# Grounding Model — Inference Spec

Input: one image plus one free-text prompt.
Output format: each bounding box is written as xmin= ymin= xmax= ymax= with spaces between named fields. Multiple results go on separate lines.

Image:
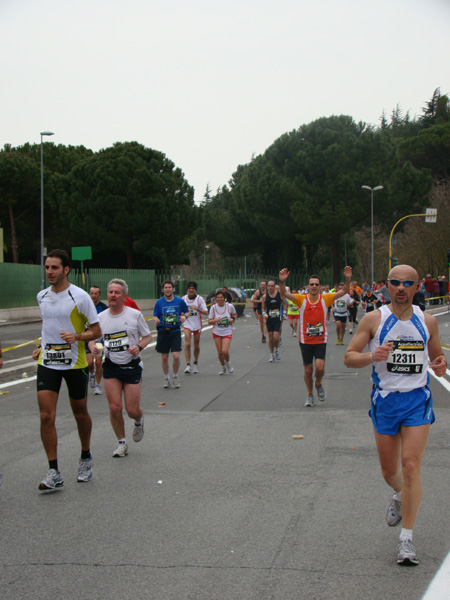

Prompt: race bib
xmin=218 ymin=317 xmax=229 ymax=328
xmin=336 ymin=301 xmax=346 ymax=309
xmin=43 ymin=343 xmax=72 ymax=366
xmin=163 ymin=313 xmax=178 ymax=325
xmin=387 ymin=340 xmax=424 ymax=374
xmin=307 ymin=322 xmax=324 ymax=337
xmin=268 ymin=309 xmax=280 ymax=318
xmin=104 ymin=331 xmax=130 ymax=352
xmin=188 ymin=306 xmax=198 ymax=317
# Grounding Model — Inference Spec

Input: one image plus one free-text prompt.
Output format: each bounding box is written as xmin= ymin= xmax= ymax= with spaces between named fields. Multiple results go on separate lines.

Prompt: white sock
xmin=118 ymin=438 xmax=126 ymax=444
xmin=400 ymin=528 xmax=413 ymax=541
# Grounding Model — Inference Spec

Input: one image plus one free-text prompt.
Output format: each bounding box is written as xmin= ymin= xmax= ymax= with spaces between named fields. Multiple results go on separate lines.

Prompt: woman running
xmin=208 ymin=289 xmax=237 ymax=374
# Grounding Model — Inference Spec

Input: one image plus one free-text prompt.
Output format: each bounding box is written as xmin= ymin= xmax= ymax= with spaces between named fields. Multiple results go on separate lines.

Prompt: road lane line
xmin=422 ymin=550 xmax=450 ymax=599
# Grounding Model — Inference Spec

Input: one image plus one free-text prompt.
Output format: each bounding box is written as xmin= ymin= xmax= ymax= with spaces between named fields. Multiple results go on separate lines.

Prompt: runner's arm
xmin=60 ymin=322 xmax=102 ymax=344
xmin=344 ymin=311 xmax=391 ymax=368
xmin=278 ymin=268 xmax=296 ymax=302
xmin=333 ymin=266 xmax=353 ymax=300
xmin=425 ymin=313 xmax=447 ymax=377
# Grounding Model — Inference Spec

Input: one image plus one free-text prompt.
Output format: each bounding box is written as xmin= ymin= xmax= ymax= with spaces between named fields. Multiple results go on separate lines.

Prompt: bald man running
xmin=344 ymin=264 xmax=447 ymax=566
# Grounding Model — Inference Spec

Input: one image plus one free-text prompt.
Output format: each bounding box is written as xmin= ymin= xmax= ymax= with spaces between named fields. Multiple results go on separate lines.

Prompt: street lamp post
xmin=203 ymin=245 xmax=209 ymax=277
xmin=361 ymin=185 xmax=383 ymax=287
xmin=40 ymin=131 xmax=54 ymax=289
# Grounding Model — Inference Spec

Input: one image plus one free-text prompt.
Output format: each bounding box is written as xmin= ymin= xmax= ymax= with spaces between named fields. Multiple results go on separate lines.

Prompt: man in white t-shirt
xmin=332 ymin=283 xmax=353 ymax=345
xmin=90 ymin=279 xmax=152 ymax=458
xmin=182 ymin=281 xmax=208 ymax=374
xmin=32 ymin=249 xmax=101 ymax=492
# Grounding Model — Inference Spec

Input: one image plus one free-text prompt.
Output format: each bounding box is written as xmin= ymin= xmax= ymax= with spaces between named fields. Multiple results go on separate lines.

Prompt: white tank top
xmin=369 ymin=305 xmax=429 ymax=393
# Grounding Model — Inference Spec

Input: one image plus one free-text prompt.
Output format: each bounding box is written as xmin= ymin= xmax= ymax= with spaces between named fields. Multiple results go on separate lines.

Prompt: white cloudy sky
xmin=1 ymin=0 xmax=449 ymax=202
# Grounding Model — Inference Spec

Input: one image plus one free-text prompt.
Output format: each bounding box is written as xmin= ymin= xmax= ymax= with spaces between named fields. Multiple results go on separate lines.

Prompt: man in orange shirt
xmin=279 ymin=266 xmax=352 ymax=407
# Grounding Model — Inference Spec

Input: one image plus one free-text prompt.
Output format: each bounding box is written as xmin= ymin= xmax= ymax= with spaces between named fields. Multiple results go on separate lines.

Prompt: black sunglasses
xmin=387 ymin=279 xmax=418 ymax=287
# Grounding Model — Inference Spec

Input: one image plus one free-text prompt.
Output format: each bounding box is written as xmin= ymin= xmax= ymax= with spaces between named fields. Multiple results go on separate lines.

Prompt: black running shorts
xmin=37 ymin=365 xmax=88 ymax=400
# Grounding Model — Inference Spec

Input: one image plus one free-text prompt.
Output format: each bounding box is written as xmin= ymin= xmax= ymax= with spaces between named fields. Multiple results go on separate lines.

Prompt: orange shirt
xmin=293 ymin=293 xmax=335 ymax=344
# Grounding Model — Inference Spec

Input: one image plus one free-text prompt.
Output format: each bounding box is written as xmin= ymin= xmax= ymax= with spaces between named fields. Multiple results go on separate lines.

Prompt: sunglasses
xmin=309 ymin=283 xmax=320 ymax=287
xmin=387 ymin=279 xmax=418 ymax=287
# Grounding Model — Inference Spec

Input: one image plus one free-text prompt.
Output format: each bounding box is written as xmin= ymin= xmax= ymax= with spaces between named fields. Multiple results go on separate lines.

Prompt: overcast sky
xmin=2 ymin=0 xmax=449 ymax=202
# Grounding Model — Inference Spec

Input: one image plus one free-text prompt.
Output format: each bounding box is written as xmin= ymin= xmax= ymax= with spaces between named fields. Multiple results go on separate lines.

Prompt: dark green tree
xmin=58 ymin=142 xmax=196 ymax=268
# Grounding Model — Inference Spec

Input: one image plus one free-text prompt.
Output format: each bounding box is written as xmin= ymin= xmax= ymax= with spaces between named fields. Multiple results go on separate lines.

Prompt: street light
xmin=203 ymin=245 xmax=209 ymax=277
xmin=40 ymin=131 xmax=54 ymax=289
xmin=361 ymin=185 xmax=383 ymax=287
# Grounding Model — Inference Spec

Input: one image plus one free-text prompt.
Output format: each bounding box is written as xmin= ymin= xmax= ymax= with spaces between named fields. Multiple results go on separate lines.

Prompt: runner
xmin=332 ymin=283 xmax=352 ymax=345
xmin=32 ymin=249 xmax=101 ymax=491
xmin=347 ymin=287 xmax=360 ymax=334
xmin=208 ymin=289 xmax=237 ymax=374
xmin=86 ymin=286 xmax=108 ymax=395
xmin=344 ymin=264 xmax=447 ymax=566
xmin=262 ymin=280 xmax=283 ymax=362
xmin=279 ymin=266 xmax=352 ymax=407
xmin=287 ymin=295 xmax=300 ymax=337
xmin=89 ymin=279 xmax=152 ymax=458
xmin=153 ymin=280 xmax=188 ymax=389
xmin=361 ymin=289 xmax=377 ymax=313
xmin=251 ymin=282 xmax=267 ymax=343
xmin=182 ymin=281 xmax=208 ymax=374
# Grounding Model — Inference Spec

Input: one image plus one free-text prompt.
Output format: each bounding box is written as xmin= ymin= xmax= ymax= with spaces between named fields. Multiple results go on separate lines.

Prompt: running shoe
xmin=39 ymin=468 xmax=64 ymax=491
xmin=184 ymin=364 xmax=191 ymax=374
xmin=262 ymin=335 xmax=266 ymax=343
xmin=163 ymin=378 xmax=172 ymax=389
xmin=275 ymin=348 xmax=281 ymax=361
xmin=113 ymin=442 xmax=128 ymax=457
xmin=172 ymin=376 xmax=180 ymax=389
xmin=336 ymin=339 xmax=340 ymax=345
xmin=89 ymin=372 xmax=96 ymax=389
xmin=279 ymin=337 xmax=282 ymax=346
xmin=226 ymin=362 xmax=234 ymax=374
xmin=304 ymin=394 xmax=314 ymax=407
xmin=316 ymin=384 xmax=326 ymax=402
xmin=219 ymin=365 xmax=227 ymax=375
xmin=193 ymin=364 xmax=199 ymax=374
xmin=94 ymin=384 xmax=102 ymax=395
xmin=397 ymin=539 xmax=419 ymax=566
xmin=269 ymin=354 xmax=274 ymax=363
xmin=386 ymin=496 xmax=402 ymax=527
xmin=77 ymin=455 xmax=93 ymax=482
xmin=132 ymin=417 xmax=144 ymax=442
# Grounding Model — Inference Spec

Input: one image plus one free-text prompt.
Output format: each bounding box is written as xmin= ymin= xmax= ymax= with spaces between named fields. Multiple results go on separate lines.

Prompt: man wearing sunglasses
xmin=344 ymin=264 xmax=447 ymax=567
xmin=279 ymin=266 xmax=353 ymax=407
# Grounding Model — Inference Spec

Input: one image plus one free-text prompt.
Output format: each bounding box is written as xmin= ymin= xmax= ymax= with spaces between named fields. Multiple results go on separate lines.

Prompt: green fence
xmin=0 ymin=263 xmax=310 ymax=309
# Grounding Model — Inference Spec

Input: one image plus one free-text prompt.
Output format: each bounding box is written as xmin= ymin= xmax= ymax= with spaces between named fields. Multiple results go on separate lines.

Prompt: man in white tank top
xmin=344 ymin=265 xmax=447 ymax=567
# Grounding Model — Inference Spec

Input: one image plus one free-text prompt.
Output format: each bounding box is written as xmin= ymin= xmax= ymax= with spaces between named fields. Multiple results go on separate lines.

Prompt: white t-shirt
xmin=37 ymin=284 xmax=99 ymax=370
xmin=209 ymin=302 xmax=236 ymax=337
xmin=98 ymin=306 xmax=150 ymax=365
xmin=333 ymin=293 xmax=352 ymax=317
xmin=182 ymin=294 xmax=207 ymax=332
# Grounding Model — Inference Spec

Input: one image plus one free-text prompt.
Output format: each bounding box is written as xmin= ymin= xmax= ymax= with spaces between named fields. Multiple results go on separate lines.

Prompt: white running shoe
xmin=77 ymin=455 xmax=93 ymax=482
xmin=275 ymin=348 xmax=281 ymax=361
xmin=226 ymin=362 xmax=234 ymax=374
xmin=39 ymin=468 xmax=64 ymax=491
xmin=397 ymin=538 xmax=418 ymax=566
xmin=219 ymin=365 xmax=227 ymax=375
xmin=172 ymin=376 xmax=180 ymax=389
xmin=193 ymin=364 xmax=199 ymax=374
xmin=386 ymin=496 xmax=402 ymax=527
xmin=304 ymin=394 xmax=314 ymax=407
xmin=132 ymin=417 xmax=144 ymax=443
xmin=89 ymin=372 xmax=96 ymax=389
xmin=163 ymin=378 xmax=172 ymax=389
xmin=184 ymin=364 xmax=191 ymax=374
xmin=94 ymin=384 xmax=102 ymax=395
xmin=112 ymin=442 xmax=128 ymax=457
xmin=269 ymin=354 xmax=274 ymax=363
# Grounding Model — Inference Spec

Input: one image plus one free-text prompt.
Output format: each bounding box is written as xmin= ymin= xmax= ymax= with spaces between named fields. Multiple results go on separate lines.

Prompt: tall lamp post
xmin=40 ymin=131 xmax=54 ymax=289
xmin=203 ymin=245 xmax=209 ymax=277
xmin=361 ymin=185 xmax=383 ymax=288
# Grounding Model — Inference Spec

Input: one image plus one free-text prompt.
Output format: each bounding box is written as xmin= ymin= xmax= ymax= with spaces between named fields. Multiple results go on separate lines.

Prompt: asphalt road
xmin=1 ymin=308 xmax=450 ymax=600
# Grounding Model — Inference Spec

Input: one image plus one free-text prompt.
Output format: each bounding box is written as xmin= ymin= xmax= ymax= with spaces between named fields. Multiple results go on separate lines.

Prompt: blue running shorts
xmin=369 ymin=386 xmax=435 ymax=435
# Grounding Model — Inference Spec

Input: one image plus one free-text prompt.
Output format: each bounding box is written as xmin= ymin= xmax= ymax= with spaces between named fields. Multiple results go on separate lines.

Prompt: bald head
xmin=387 ymin=264 xmax=419 ymax=282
